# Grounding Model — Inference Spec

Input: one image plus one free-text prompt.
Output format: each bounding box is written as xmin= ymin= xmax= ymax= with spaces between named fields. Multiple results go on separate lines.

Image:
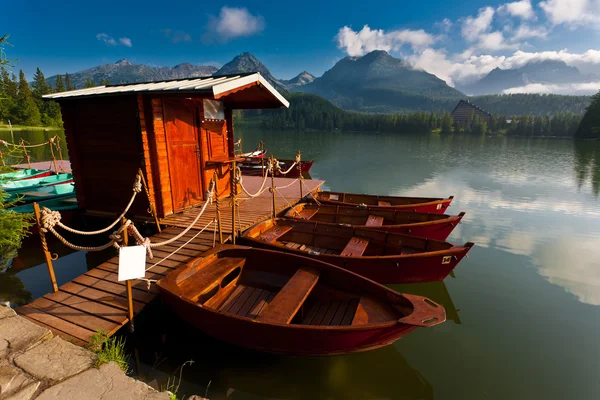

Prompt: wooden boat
xmin=285 ymin=203 xmax=465 ymax=240
xmin=239 ymin=159 xmax=314 ymax=178
xmin=156 ymin=246 xmax=446 ymax=356
xmin=8 ymin=182 xmax=75 ymax=203
xmin=241 ymin=218 xmax=474 ymax=284
xmin=10 ymin=194 xmax=78 ymax=213
xmin=240 ymin=148 xmax=267 ymax=159
xmin=313 ymin=191 xmax=454 ymax=213
xmin=0 ymin=168 xmax=53 ymax=181
xmin=2 ymin=173 xmax=73 ymax=192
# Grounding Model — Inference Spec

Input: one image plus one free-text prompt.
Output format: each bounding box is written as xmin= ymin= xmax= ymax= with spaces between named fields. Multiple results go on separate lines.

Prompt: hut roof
xmin=42 ymin=72 xmax=289 ymax=109
xmin=451 ymin=99 xmax=492 ymax=116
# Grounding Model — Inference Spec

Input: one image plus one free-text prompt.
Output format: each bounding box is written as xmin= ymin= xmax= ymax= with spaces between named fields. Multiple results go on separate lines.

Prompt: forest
xmin=238 ymin=93 xmax=584 ymax=137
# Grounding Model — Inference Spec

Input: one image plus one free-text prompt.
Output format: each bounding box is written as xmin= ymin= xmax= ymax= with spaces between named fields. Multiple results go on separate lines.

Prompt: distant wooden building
xmin=44 ymin=73 xmax=289 ymax=218
xmin=451 ymin=100 xmax=492 ymax=126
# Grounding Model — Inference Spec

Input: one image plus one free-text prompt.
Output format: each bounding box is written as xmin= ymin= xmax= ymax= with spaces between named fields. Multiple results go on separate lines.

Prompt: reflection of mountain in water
xmin=130 ymin=302 xmax=432 ymax=400
xmin=573 ymin=140 xmax=600 ymax=196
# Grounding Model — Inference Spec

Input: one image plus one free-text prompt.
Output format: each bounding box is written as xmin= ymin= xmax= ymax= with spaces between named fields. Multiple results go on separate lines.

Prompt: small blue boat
xmin=8 ymin=182 xmax=75 ymax=203
xmin=0 ymin=168 xmax=53 ymax=181
xmin=2 ymin=173 xmax=73 ymax=192
xmin=10 ymin=194 xmax=78 ymax=213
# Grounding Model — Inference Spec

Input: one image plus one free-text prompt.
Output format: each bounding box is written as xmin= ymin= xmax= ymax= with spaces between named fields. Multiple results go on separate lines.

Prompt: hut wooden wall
xmin=200 ymin=119 xmax=232 ymax=199
xmin=60 ymin=96 xmax=147 ymax=215
xmin=451 ymin=100 xmax=492 ymax=126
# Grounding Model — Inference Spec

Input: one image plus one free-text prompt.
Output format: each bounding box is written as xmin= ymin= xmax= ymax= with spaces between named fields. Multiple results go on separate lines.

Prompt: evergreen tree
xmin=65 ymin=72 xmax=74 ymax=91
xmin=575 ymin=91 xmax=600 ymax=139
xmin=15 ymin=69 xmax=41 ymax=125
xmin=85 ymin=77 xmax=95 ymax=88
xmin=32 ymin=68 xmax=62 ymax=127
xmin=55 ymin=74 xmax=65 ymax=92
xmin=440 ymin=112 xmax=453 ymax=134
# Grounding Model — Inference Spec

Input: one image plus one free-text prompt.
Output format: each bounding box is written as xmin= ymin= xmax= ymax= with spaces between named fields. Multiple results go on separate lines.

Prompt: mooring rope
xmin=0 ymin=138 xmax=54 ymax=149
xmin=41 ymin=175 xmax=142 ymax=236
xmin=236 ymin=165 xmax=272 ymax=198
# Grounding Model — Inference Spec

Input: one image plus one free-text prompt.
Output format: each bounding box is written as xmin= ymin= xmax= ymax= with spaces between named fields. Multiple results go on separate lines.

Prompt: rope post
xmin=270 ymin=155 xmax=276 ymax=218
xmin=260 ymin=141 xmax=265 ymax=177
xmin=20 ymin=138 xmax=31 ymax=169
xmin=122 ymin=218 xmax=135 ymax=333
xmin=48 ymin=137 xmax=58 ymax=174
xmin=138 ymin=168 xmax=162 ymax=233
xmin=231 ymin=160 xmax=237 ymax=244
xmin=297 ymin=150 xmax=303 ymax=198
xmin=0 ymin=150 xmax=4 ymax=167
xmin=213 ymin=172 xmax=224 ymax=244
xmin=33 ymin=202 xmax=58 ymax=292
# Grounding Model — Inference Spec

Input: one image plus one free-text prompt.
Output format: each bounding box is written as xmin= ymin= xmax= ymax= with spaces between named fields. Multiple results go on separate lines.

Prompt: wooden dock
xmin=15 ymin=176 xmax=324 ymax=346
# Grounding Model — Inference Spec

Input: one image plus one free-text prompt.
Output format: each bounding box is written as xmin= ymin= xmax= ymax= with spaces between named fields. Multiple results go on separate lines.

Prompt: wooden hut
xmin=451 ymin=100 xmax=492 ymax=126
xmin=44 ymin=73 xmax=289 ymax=218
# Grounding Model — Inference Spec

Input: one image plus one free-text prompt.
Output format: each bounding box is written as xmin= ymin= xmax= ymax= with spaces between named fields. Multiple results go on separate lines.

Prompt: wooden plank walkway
xmin=160 ymin=176 xmax=325 ymax=233
xmin=15 ymin=228 xmax=215 ymax=346
xmin=15 ymin=175 xmax=324 ymax=346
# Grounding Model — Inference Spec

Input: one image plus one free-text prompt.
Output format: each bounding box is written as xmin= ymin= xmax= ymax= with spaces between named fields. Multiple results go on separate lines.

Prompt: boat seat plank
xmin=378 ymin=201 xmax=391 ymax=206
xmin=256 ymin=225 xmax=293 ymax=243
xmin=366 ymin=215 xmax=384 ymax=227
xmin=297 ymin=208 xmax=319 ymax=220
xmin=180 ymin=257 xmax=245 ymax=298
xmin=257 ymin=268 xmax=320 ymax=324
xmin=341 ymin=237 xmax=369 ymax=257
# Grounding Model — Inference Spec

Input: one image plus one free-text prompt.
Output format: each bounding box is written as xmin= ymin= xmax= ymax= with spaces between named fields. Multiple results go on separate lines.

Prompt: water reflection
xmin=0 ymin=129 xmax=68 ymax=166
xmin=573 ymin=140 xmax=600 ymax=196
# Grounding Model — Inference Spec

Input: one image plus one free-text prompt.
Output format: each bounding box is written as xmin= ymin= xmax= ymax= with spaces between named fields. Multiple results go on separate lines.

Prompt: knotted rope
xmin=43 ymin=175 xmax=142 ymax=236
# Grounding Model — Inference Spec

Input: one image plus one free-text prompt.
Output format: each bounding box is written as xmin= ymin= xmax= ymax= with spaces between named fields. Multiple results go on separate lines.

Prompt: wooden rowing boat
xmin=2 ymin=173 xmax=73 ymax=192
xmin=239 ymin=159 xmax=314 ymax=178
xmin=156 ymin=246 xmax=446 ymax=356
xmin=285 ymin=203 xmax=465 ymax=240
xmin=0 ymin=168 xmax=53 ymax=181
xmin=313 ymin=191 xmax=454 ymax=213
xmin=241 ymin=218 xmax=474 ymax=284
xmin=8 ymin=182 xmax=75 ymax=203
xmin=10 ymin=194 xmax=78 ymax=213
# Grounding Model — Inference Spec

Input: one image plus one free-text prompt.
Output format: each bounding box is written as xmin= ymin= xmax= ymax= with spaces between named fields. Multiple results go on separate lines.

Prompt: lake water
xmin=2 ymin=129 xmax=600 ymax=399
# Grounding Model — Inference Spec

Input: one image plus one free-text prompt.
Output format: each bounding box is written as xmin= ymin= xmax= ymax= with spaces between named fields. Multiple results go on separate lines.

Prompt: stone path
xmin=0 ymin=306 xmax=169 ymax=400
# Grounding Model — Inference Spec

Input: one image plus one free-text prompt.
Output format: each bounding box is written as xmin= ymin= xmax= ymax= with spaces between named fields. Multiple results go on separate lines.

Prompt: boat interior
xmin=244 ymin=219 xmax=454 ymax=257
xmin=161 ymin=248 xmax=421 ymax=327
xmin=315 ymin=191 xmax=448 ymax=206
xmin=288 ymin=203 xmax=461 ymax=226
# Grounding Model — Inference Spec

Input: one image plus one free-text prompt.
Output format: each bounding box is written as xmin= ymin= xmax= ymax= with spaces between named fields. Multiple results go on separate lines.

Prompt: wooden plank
xmin=246 ymin=290 xmax=271 ymax=319
xmin=341 ymin=298 xmax=360 ymax=326
xmin=256 ymin=225 xmax=292 ymax=243
xmin=297 ymin=208 xmax=319 ymax=220
xmin=365 ymin=215 xmax=384 ymax=227
xmin=320 ymin=301 xmax=341 ymax=326
xmin=219 ymin=285 xmax=245 ymax=312
xmin=310 ymin=302 xmax=330 ymax=326
xmin=330 ymin=300 xmax=350 ymax=326
xmin=341 ymin=237 xmax=369 ymax=257
xmin=73 ymin=275 xmax=155 ymax=304
xmin=301 ymin=301 xmax=321 ymax=325
xmin=377 ymin=201 xmax=391 ymax=206
xmin=19 ymin=313 xmax=86 ymax=347
xmin=225 ymin=286 xmax=254 ymax=315
xmin=237 ymin=288 xmax=264 ymax=317
xmin=43 ymin=291 xmax=128 ymax=325
xmin=85 ymin=269 xmax=160 ymax=295
xmin=60 ymin=281 xmax=144 ymax=312
xmin=258 ymin=268 xmax=320 ymax=325
xmin=17 ymin=305 xmax=94 ymax=344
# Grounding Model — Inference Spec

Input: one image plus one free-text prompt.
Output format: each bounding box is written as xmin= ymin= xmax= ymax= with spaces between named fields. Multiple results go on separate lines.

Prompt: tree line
xmin=0 ymin=65 xmax=106 ymax=128
xmin=238 ymin=93 xmax=583 ymax=137
xmin=575 ymin=91 xmax=600 ymax=139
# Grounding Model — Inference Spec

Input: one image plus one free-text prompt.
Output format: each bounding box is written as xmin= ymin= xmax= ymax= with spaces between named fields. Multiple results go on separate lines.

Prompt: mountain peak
xmin=215 ymin=52 xmax=286 ymax=91
xmin=115 ymin=59 xmax=133 ymax=66
xmin=281 ymin=71 xmax=316 ymax=88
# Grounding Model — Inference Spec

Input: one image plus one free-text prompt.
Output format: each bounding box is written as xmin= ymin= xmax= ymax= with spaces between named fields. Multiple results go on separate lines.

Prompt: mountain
xmin=294 ymin=50 xmax=464 ymax=113
xmin=281 ymin=71 xmax=315 ymax=88
xmin=215 ymin=52 xmax=287 ymax=92
xmin=46 ymin=59 xmax=217 ymax=88
xmin=459 ymin=60 xmax=589 ymax=95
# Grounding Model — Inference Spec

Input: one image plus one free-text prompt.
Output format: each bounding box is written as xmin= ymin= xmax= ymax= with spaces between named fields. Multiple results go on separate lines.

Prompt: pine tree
xmin=440 ymin=112 xmax=453 ymax=134
xmin=15 ymin=69 xmax=41 ymax=125
xmin=32 ymin=68 xmax=62 ymax=127
xmin=65 ymin=72 xmax=74 ymax=91
xmin=85 ymin=77 xmax=95 ymax=88
xmin=575 ymin=91 xmax=600 ymax=139
xmin=55 ymin=75 xmax=65 ymax=92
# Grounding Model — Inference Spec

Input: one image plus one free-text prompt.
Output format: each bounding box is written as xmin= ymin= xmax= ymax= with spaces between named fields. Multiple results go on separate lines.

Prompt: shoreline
xmin=0 ymin=125 xmax=63 ymax=132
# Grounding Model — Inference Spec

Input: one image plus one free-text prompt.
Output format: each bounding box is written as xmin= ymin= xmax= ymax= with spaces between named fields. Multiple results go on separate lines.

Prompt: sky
xmin=4 ymin=0 xmax=600 ymax=94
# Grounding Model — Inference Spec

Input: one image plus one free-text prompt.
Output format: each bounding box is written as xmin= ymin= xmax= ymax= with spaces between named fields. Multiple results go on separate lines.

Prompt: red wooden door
xmin=163 ymin=101 xmax=204 ymax=212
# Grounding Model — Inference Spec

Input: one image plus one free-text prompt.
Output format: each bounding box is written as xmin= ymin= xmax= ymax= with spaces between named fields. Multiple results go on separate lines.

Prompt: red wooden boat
xmin=240 ymin=148 xmax=267 ymax=159
xmin=241 ymin=218 xmax=474 ymax=284
xmin=239 ymin=159 xmax=314 ymax=178
xmin=285 ymin=203 xmax=465 ymax=240
xmin=313 ymin=191 xmax=454 ymax=213
xmin=156 ymin=246 xmax=446 ymax=356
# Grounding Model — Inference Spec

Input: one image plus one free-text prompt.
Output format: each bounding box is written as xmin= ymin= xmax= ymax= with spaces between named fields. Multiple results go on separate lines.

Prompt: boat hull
xmin=315 ymin=192 xmax=454 ymax=214
xmin=159 ymin=289 xmax=418 ymax=356
xmin=240 ymin=160 xmax=314 ymax=178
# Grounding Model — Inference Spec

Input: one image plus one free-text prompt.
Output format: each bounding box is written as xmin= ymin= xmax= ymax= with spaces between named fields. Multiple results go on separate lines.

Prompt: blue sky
xmin=4 ymin=0 xmax=600 ymax=93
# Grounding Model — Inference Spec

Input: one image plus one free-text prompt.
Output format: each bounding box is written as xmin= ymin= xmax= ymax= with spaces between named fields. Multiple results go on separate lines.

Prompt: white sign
xmin=118 ymin=245 xmax=147 ymax=281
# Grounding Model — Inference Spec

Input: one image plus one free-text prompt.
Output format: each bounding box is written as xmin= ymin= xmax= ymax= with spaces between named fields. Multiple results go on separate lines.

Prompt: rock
xmin=0 ymin=362 xmax=40 ymax=400
xmin=14 ymin=336 xmax=95 ymax=383
xmin=35 ymin=362 xmax=171 ymax=400
xmin=0 ymin=316 xmax=52 ymax=359
xmin=0 ymin=307 xmax=15 ymax=320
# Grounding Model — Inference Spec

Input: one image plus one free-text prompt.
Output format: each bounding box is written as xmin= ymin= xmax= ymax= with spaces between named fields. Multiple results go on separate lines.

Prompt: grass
xmin=161 ymin=360 xmax=197 ymax=400
xmin=87 ymin=331 xmax=129 ymax=373
xmin=0 ymin=124 xmax=61 ymax=131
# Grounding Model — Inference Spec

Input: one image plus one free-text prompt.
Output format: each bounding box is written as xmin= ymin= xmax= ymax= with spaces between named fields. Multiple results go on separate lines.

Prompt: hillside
xmin=215 ymin=52 xmax=287 ymax=92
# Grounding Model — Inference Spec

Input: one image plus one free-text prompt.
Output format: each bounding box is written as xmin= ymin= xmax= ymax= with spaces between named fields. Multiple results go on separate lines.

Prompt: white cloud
xmin=511 ymin=25 xmax=549 ymax=40
xmin=161 ymin=29 xmax=192 ymax=43
xmin=498 ymin=0 xmax=536 ymax=20
xmin=96 ymin=33 xmax=116 ymax=46
xmin=539 ymin=0 xmax=600 ymax=26
xmin=336 ymin=25 xmax=436 ymax=57
xmin=503 ymin=81 xmax=600 ymax=94
xmin=435 ymin=18 xmax=453 ymax=33
xmin=119 ymin=37 xmax=132 ymax=47
xmin=462 ymin=7 xmax=495 ymax=41
xmin=206 ymin=7 xmax=264 ymax=41
xmin=479 ymin=31 xmax=518 ymax=51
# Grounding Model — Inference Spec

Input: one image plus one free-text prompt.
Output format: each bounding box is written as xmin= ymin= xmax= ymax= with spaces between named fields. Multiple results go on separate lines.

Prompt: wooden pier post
xmin=297 ymin=150 xmax=303 ymax=199
xmin=231 ymin=160 xmax=237 ymax=244
xmin=138 ymin=168 xmax=161 ymax=233
xmin=213 ymin=172 xmax=223 ymax=244
xmin=260 ymin=141 xmax=265 ymax=177
xmin=122 ymin=218 xmax=135 ymax=333
xmin=33 ymin=202 xmax=58 ymax=293
xmin=270 ymin=155 xmax=276 ymax=218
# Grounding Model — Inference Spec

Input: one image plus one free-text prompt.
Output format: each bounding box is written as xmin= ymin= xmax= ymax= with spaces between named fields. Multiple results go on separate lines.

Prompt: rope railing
xmin=236 ymin=164 xmax=272 ymax=198
xmin=0 ymin=137 xmax=54 ymax=149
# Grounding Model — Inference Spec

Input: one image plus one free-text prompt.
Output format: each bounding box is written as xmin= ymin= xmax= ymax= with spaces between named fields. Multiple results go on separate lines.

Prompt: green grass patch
xmin=0 ymin=124 xmax=60 ymax=131
xmin=162 ymin=360 xmax=198 ymax=400
xmin=87 ymin=331 xmax=129 ymax=373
